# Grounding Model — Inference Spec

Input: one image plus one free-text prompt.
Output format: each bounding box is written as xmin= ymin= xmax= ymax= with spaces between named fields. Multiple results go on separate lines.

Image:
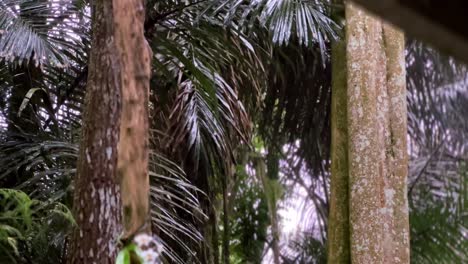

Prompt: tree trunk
xmin=222 ymin=175 xmax=230 ymax=264
xmin=260 ymin=154 xmax=280 ymax=264
xmin=113 ymin=0 xmax=152 ymax=239
xmin=67 ymin=0 xmax=122 ymax=263
xmin=328 ymin=3 xmax=410 ymax=263
xmin=327 ymin=40 xmax=351 ymax=264
xmin=345 ymin=2 xmax=410 ymax=263
xmin=381 ymin=23 xmax=410 ymax=263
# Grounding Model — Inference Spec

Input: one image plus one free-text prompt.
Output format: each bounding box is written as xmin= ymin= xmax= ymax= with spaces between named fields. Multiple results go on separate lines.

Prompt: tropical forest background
xmin=0 ymin=0 xmax=466 ymax=263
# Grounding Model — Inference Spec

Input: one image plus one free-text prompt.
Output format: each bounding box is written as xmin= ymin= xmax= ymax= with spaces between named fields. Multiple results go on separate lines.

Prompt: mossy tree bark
xmin=327 ymin=40 xmax=351 ymax=264
xmin=328 ymin=2 xmax=410 ymax=263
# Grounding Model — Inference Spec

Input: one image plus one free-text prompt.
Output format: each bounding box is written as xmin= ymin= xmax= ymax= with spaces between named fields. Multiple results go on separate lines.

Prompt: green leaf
xmin=116 ymin=248 xmax=131 ymax=264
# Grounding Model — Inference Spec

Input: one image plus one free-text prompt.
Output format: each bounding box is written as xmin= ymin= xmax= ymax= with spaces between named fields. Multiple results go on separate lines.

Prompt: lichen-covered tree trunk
xmin=328 ymin=2 xmax=410 ymax=263
xmin=381 ymin=23 xmax=410 ymax=263
xmin=327 ymin=40 xmax=350 ymax=264
xmin=346 ymin=4 xmax=386 ymax=262
xmin=113 ymin=0 xmax=152 ymax=239
xmin=345 ymin=2 xmax=410 ymax=263
xmin=67 ymin=1 xmax=122 ymax=263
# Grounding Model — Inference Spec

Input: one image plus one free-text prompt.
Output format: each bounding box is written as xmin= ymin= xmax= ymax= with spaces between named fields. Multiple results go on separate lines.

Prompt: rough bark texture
xmin=344 ymin=3 xmax=410 ymax=263
xmin=327 ymin=40 xmax=351 ymax=264
xmin=67 ymin=1 xmax=122 ymax=263
xmin=381 ymin=23 xmax=410 ymax=263
xmin=346 ymin=5 xmax=385 ymax=262
xmin=113 ymin=0 xmax=152 ymax=238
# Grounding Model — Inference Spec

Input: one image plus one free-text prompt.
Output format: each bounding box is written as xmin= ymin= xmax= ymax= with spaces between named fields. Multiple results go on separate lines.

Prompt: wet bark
xmin=345 ymin=3 xmax=410 ymax=263
xmin=113 ymin=0 xmax=152 ymax=239
xmin=67 ymin=0 xmax=122 ymax=263
xmin=327 ymin=40 xmax=351 ymax=264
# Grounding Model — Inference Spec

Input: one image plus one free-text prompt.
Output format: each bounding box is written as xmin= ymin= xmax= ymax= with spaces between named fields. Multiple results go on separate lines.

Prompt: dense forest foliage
xmin=0 ymin=0 xmax=466 ymax=263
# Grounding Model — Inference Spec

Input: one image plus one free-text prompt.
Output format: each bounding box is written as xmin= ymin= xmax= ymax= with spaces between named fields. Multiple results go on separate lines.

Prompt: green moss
xmin=327 ymin=40 xmax=351 ymax=264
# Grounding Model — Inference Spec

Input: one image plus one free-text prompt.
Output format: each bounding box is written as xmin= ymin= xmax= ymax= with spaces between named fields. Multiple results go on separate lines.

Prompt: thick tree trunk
xmin=113 ymin=0 xmax=152 ymax=239
xmin=345 ymin=2 xmax=410 ymax=263
xmin=328 ymin=3 xmax=410 ymax=263
xmin=327 ymin=40 xmax=351 ymax=264
xmin=67 ymin=0 xmax=122 ymax=263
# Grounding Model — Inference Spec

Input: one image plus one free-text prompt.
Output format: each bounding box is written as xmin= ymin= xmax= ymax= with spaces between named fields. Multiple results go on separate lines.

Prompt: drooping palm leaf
xmin=0 ymin=0 xmax=88 ymax=66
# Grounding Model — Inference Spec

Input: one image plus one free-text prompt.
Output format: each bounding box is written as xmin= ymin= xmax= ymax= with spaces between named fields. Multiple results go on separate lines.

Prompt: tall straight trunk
xmin=328 ymin=2 xmax=410 ymax=263
xmin=269 ymin=201 xmax=281 ymax=264
xmin=222 ymin=176 xmax=230 ymax=264
xmin=381 ymin=23 xmax=410 ymax=263
xmin=67 ymin=0 xmax=122 ymax=263
xmin=346 ymin=5 xmax=386 ymax=262
xmin=266 ymin=154 xmax=280 ymax=264
xmin=113 ymin=0 xmax=152 ymax=239
xmin=327 ymin=40 xmax=350 ymax=264
xmin=345 ymin=2 xmax=410 ymax=263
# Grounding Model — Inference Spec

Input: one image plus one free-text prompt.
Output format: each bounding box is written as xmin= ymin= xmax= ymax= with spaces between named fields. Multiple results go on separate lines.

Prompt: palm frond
xmin=406 ymin=40 xmax=468 ymax=263
xmin=202 ymin=0 xmax=339 ymax=60
xmin=0 ymin=132 xmax=207 ymax=263
xmin=410 ymin=196 xmax=467 ymax=263
xmin=0 ymin=188 xmax=75 ymax=264
xmin=0 ymin=0 xmax=88 ymax=66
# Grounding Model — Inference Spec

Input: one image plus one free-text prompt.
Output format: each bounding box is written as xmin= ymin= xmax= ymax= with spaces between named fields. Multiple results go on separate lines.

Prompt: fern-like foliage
xmin=0 ymin=188 xmax=75 ymax=264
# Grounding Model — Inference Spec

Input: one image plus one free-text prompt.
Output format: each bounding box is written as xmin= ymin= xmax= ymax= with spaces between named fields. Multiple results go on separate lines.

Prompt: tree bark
xmin=346 ymin=4 xmax=386 ymax=262
xmin=381 ymin=23 xmax=410 ymax=263
xmin=327 ymin=40 xmax=351 ymax=264
xmin=222 ymin=176 xmax=230 ymax=264
xmin=345 ymin=2 xmax=410 ymax=263
xmin=259 ymin=155 xmax=280 ymax=264
xmin=67 ymin=0 xmax=122 ymax=263
xmin=113 ymin=0 xmax=152 ymax=239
